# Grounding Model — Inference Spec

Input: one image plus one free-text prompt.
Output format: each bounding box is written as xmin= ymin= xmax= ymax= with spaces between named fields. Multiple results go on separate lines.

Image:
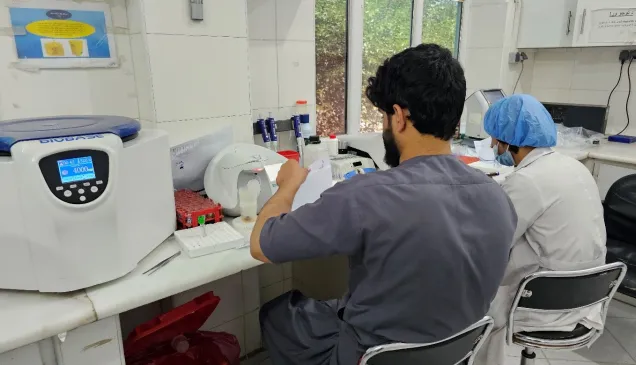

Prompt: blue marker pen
xmin=257 ymin=117 xmax=271 ymax=150
xmin=267 ymin=113 xmax=278 ymax=152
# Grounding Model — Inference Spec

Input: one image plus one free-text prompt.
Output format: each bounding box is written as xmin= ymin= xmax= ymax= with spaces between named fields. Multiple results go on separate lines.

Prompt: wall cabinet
xmin=517 ymin=0 xmax=636 ymax=49
xmin=517 ymin=0 xmax=579 ymax=49
xmin=573 ymin=0 xmax=636 ymax=47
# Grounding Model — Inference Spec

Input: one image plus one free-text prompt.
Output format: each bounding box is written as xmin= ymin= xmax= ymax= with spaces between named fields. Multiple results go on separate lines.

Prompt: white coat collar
xmin=515 ymin=147 xmax=554 ymax=171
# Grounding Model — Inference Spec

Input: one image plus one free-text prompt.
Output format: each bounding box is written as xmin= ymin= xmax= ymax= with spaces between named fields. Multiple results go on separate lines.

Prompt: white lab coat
xmin=476 ymin=148 xmax=607 ymax=365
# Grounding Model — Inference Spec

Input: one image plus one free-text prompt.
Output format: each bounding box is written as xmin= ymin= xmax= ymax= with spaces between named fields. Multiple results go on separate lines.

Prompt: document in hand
xmin=292 ymin=159 xmax=333 ymax=211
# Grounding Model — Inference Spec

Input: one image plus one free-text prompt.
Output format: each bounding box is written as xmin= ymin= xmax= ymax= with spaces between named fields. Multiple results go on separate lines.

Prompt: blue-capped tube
xmin=257 ymin=117 xmax=271 ymax=150
xmin=267 ymin=113 xmax=278 ymax=152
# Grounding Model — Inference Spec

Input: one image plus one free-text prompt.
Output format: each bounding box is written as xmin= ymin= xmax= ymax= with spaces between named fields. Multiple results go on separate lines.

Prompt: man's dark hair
xmin=365 ymin=44 xmax=466 ymax=141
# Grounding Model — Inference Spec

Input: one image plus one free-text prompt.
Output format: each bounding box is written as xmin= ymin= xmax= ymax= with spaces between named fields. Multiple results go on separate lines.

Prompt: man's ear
xmin=392 ymin=104 xmax=407 ymax=133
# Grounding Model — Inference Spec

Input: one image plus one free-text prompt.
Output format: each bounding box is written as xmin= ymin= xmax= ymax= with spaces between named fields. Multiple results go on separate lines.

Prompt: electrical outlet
xmin=508 ymin=52 xmax=525 ymax=64
xmin=619 ymin=50 xmax=631 ymax=62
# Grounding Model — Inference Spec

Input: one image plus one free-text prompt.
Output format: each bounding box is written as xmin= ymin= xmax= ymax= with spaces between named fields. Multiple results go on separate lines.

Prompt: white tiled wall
xmin=529 ymin=48 xmax=636 ymax=135
xmin=0 ymin=0 xmax=138 ymax=121
xmin=247 ymin=0 xmax=317 ymax=145
xmin=126 ymin=0 xmax=254 ymax=145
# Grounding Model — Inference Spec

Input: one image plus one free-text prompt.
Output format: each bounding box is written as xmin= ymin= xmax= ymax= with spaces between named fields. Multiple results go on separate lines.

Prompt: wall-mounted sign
xmin=9 ymin=0 xmax=118 ymax=69
xmin=590 ymin=7 xmax=636 ymax=44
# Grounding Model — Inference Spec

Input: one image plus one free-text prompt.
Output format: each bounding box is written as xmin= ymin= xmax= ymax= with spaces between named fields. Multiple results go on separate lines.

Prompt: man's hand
xmin=276 ymin=160 xmax=309 ymax=191
xmin=250 ymin=159 xmax=308 ymax=263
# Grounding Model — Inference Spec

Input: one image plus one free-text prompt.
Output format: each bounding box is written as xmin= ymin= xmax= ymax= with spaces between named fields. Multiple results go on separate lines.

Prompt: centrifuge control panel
xmin=39 ymin=149 xmax=109 ymax=205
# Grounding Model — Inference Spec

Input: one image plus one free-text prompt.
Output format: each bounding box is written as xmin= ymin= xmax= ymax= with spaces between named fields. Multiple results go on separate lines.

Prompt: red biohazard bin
xmin=278 ymin=150 xmax=300 ymax=162
xmin=124 ymin=292 xmax=241 ymax=365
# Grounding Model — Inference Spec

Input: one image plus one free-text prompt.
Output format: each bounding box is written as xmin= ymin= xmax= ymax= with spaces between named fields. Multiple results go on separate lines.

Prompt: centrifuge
xmin=0 ymin=116 xmax=176 ymax=292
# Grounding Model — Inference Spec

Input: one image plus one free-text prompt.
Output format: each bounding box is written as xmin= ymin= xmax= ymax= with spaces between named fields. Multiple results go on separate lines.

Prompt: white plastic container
xmin=296 ymin=100 xmax=312 ymax=138
xmin=326 ymin=134 xmax=339 ymax=156
xmin=303 ymin=143 xmax=329 ymax=168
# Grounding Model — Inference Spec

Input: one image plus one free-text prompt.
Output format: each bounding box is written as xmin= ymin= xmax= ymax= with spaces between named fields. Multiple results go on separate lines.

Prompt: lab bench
xmin=0 ymin=237 xmax=262 ymax=365
xmin=3 ymin=141 xmax=636 ymax=365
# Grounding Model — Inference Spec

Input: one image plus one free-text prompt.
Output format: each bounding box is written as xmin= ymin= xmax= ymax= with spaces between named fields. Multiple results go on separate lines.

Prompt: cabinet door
xmin=54 ymin=316 xmax=124 ymax=365
xmin=574 ymin=0 xmax=636 ymax=47
xmin=517 ymin=0 xmax=578 ymax=48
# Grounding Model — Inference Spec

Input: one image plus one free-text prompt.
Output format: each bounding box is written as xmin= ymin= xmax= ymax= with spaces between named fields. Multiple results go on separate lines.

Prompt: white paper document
xmin=292 ymin=159 xmax=333 ymax=211
xmin=474 ymin=137 xmax=495 ymax=162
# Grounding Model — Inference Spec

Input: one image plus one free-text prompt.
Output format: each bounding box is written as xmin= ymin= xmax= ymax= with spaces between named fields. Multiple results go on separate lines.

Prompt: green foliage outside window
xmin=316 ymin=0 xmax=460 ymax=136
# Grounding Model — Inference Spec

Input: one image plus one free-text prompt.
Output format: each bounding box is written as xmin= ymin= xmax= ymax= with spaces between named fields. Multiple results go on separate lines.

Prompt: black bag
xmin=604 ymin=174 xmax=636 ymax=298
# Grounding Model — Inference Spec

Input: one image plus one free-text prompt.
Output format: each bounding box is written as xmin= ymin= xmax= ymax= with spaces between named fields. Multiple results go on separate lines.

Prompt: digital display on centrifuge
xmin=57 ymin=156 xmax=96 ymax=184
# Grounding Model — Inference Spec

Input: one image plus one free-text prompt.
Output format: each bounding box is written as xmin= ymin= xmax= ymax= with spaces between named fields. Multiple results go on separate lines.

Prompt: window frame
xmin=340 ymin=0 xmax=463 ymax=134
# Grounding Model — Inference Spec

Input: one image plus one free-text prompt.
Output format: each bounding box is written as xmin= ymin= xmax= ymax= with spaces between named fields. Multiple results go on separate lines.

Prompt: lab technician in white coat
xmin=475 ymin=94 xmax=607 ymax=365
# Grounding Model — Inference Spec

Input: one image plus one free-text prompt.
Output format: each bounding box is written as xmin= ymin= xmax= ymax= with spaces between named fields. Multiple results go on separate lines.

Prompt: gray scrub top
xmin=261 ymin=155 xmax=517 ymax=344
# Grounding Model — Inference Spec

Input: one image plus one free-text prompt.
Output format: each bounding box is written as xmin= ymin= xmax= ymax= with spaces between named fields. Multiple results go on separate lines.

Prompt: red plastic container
xmin=278 ymin=150 xmax=300 ymax=162
xmin=124 ymin=292 xmax=241 ymax=365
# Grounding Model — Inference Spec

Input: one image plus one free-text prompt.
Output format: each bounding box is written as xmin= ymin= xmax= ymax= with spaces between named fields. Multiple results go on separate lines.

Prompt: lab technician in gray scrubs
xmin=249 ymin=44 xmax=518 ymax=365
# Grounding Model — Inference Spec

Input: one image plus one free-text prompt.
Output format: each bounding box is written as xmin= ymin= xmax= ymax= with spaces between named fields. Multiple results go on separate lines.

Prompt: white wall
xmin=0 ymin=0 xmax=138 ymax=121
xmin=460 ymin=0 xmax=635 ymax=135
xmin=248 ymin=0 xmax=316 ymax=150
xmin=126 ymin=0 xmax=254 ymax=147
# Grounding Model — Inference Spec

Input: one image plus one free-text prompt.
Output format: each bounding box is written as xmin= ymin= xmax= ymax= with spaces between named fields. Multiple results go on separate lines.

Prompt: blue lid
xmin=0 ymin=115 xmax=141 ymax=153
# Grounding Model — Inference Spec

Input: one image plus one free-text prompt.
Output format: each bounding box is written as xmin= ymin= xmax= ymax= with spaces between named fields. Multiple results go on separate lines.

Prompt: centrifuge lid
xmin=0 ymin=115 xmax=141 ymax=153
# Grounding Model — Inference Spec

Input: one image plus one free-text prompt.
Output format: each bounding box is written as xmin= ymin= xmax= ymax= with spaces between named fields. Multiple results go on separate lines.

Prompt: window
xmin=422 ymin=0 xmax=461 ymax=56
xmin=315 ymin=0 xmax=462 ymax=135
xmin=315 ymin=0 xmax=347 ymax=136
xmin=360 ymin=0 xmax=413 ymax=133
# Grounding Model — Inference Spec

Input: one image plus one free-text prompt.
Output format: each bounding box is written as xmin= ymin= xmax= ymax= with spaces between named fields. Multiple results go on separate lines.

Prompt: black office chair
xmin=508 ymin=262 xmax=627 ymax=365
xmin=604 ymin=174 xmax=636 ymax=298
xmin=359 ymin=316 xmax=494 ymax=365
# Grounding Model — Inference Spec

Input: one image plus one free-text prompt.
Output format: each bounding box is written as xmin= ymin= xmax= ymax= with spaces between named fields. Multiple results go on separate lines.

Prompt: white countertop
xmin=0 ymin=237 xmax=261 ymax=354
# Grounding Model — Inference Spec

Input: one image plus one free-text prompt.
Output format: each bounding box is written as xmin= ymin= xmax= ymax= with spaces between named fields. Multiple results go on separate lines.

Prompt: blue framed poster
xmin=9 ymin=0 xmax=118 ymax=69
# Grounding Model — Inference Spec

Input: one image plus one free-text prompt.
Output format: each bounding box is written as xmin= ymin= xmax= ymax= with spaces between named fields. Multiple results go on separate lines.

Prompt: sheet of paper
xmin=292 ymin=159 xmax=333 ymax=211
xmin=171 ymin=126 xmax=233 ymax=191
xmin=474 ymin=137 xmax=495 ymax=162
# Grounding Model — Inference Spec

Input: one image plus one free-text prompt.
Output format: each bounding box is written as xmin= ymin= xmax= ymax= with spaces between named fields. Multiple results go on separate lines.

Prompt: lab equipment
xmin=338 ymin=133 xmax=389 ymax=170
xmin=175 ymin=189 xmax=223 ymax=230
xmin=556 ymin=125 xmax=603 ymax=148
xmin=257 ymin=117 xmax=271 ymax=150
xmin=0 ymin=115 xmax=176 ymax=292
xmin=267 ymin=114 xmax=278 ymax=151
xmin=292 ymin=115 xmax=304 ymax=164
xmin=330 ymin=155 xmax=376 ymax=180
xmin=326 ymin=134 xmax=339 ymax=156
xmin=608 ymin=135 xmax=636 ymax=144
xmin=232 ymin=181 xmax=259 ymax=236
xmin=338 ymin=140 xmax=349 ymax=155
xmin=277 ymin=150 xmax=300 ymax=162
xmin=303 ymin=136 xmax=329 ymax=168
xmin=297 ymin=100 xmax=312 ymax=138
xmin=175 ymin=222 xmax=246 ymax=258
xmin=203 ymin=143 xmax=287 ymax=216
xmin=143 ymin=252 xmax=181 ymax=275
xmin=484 ymin=94 xmax=557 ymax=148
xmin=465 ymin=89 xmax=506 ymax=139
xmin=543 ymin=102 xmax=608 ymax=134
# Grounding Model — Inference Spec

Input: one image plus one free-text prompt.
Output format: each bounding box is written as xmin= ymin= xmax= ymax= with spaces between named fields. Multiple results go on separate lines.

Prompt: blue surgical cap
xmin=483 ymin=94 xmax=557 ymax=147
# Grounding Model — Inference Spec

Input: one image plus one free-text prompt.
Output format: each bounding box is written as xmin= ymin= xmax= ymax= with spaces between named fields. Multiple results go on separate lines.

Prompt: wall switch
xmin=190 ymin=0 xmax=203 ymax=21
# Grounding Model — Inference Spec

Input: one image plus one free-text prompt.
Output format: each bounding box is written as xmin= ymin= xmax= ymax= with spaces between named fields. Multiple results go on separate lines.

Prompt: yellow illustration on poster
xmin=9 ymin=0 xmax=118 ymax=69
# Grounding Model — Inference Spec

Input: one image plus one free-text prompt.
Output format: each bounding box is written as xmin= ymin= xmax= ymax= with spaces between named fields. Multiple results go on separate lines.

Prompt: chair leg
xmin=519 ymin=347 xmax=536 ymax=365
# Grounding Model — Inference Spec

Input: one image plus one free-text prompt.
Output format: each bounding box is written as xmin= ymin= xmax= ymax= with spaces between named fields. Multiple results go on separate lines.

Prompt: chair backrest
xmin=360 ymin=316 xmax=494 ymax=365
xmin=604 ymin=174 xmax=636 ymax=246
xmin=507 ymin=262 xmax=627 ymax=344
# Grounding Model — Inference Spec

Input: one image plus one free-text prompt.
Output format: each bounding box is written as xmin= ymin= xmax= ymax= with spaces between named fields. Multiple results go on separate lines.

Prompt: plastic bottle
xmin=326 ymin=134 xmax=338 ymax=156
xmin=302 ymin=136 xmax=329 ymax=167
xmin=296 ymin=100 xmax=312 ymax=139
